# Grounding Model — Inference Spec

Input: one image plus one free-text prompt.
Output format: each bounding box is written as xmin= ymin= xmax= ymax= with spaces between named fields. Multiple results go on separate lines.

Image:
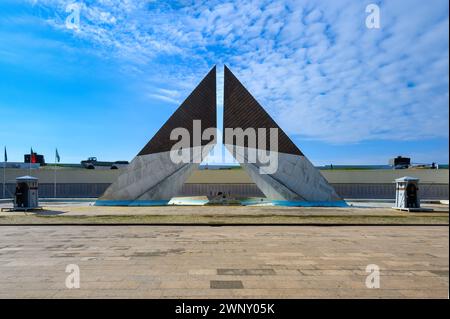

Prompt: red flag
xmin=30 ymin=148 xmax=36 ymax=164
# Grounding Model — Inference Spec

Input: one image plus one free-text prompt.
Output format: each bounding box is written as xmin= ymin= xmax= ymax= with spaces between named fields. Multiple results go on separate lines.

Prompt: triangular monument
xmin=96 ymin=65 xmax=345 ymax=206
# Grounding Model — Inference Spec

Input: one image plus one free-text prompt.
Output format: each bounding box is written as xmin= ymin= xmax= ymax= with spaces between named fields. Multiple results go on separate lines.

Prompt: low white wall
xmin=2 ymin=168 xmax=448 ymax=184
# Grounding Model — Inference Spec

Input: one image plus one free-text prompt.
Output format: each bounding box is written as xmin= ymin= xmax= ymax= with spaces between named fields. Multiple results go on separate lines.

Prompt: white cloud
xmin=28 ymin=0 xmax=449 ymax=144
xmin=147 ymin=88 xmax=181 ymax=105
xmin=147 ymin=93 xmax=179 ymax=105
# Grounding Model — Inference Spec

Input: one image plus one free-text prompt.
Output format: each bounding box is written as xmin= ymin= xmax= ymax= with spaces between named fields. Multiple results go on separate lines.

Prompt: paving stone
xmin=210 ymin=280 xmax=244 ymax=289
xmin=217 ymin=268 xmax=276 ymax=276
xmin=0 ymin=225 xmax=447 ymax=298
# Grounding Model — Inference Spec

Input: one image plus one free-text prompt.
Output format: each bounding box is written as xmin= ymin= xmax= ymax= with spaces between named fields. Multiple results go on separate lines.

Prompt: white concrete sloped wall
xmin=99 ymin=145 xmax=212 ymax=201
xmin=225 ymin=145 xmax=341 ymax=201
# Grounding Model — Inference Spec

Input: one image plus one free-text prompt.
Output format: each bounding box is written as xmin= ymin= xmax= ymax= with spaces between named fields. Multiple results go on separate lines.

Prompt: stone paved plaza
xmin=0 ymin=225 xmax=448 ymax=298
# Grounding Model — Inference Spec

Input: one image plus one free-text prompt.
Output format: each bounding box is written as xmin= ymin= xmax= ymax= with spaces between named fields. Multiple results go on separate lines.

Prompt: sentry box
xmin=393 ymin=176 xmax=431 ymax=212
xmin=14 ymin=176 xmax=39 ymax=210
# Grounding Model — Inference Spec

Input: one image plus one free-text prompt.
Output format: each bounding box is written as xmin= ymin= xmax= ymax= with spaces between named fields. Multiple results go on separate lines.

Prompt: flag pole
xmin=29 ymin=148 xmax=32 ymax=176
xmin=54 ymin=149 xmax=57 ymax=199
xmin=2 ymin=147 xmax=5 ymax=199
xmin=2 ymin=161 xmax=5 ymax=199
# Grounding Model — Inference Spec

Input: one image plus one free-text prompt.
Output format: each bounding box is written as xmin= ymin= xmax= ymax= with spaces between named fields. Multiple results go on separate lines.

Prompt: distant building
xmin=24 ymin=152 xmax=45 ymax=166
xmin=389 ymin=156 xmax=411 ymax=169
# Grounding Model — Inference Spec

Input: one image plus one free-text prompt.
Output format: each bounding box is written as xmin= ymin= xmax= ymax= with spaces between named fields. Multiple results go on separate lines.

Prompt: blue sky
xmin=0 ymin=0 xmax=448 ymax=165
